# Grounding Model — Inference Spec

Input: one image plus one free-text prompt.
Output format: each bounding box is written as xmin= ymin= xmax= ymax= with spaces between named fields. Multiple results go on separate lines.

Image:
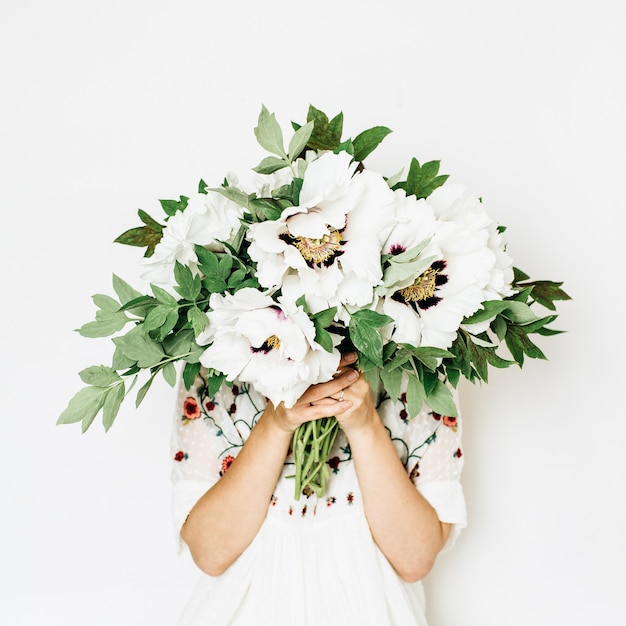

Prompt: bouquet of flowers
xmin=59 ymin=105 xmax=570 ymax=498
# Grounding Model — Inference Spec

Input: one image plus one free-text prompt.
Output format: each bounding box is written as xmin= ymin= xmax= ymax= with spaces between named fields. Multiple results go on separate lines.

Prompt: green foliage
xmin=393 ymin=158 xmax=449 ymax=199
xmin=304 ymin=105 xmax=344 ymax=151
xmin=114 ymin=209 xmax=164 ymax=257
xmin=61 ymin=102 xmax=571 ymax=441
xmin=352 ymin=126 xmax=392 ymax=162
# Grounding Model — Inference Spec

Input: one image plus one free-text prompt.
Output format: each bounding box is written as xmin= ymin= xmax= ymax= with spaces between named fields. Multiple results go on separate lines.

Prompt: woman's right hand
xmin=266 ymin=352 xmax=359 ymax=434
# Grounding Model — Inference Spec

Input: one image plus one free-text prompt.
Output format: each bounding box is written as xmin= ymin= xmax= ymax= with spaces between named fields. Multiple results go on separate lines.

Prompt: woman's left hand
xmin=310 ymin=353 xmax=378 ymax=435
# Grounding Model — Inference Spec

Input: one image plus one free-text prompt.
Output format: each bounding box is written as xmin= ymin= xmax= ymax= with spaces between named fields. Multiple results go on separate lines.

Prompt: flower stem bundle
xmin=292 ymin=417 xmax=340 ymax=499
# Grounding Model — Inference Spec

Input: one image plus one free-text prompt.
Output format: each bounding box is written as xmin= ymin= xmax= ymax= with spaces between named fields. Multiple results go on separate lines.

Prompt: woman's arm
xmin=335 ymin=372 xmax=452 ymax=583
xmin=180 ymin=363 xmax=359 ymax=576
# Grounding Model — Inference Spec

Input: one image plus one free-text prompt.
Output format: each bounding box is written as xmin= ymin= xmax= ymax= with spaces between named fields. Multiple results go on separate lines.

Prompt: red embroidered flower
xmin=174 ymin=450 xmax=187 ymax=462
xmin=205 ymin=400 xmax=215 ymax=412
xmin=228 ymin=403 xmax=237 ymax=415
xmin=270 ymin=495 xmax=278 ymax=506
xmin=443 ymin=415 xmax=458 ymax=431
xmin=454 ymin=448 xmax=463 ymax=458
xmin=346 ymin=492 xmax=354 ymax=505
xmin=326 ymin=496 xmax=336 ymax=507
xmin=399 ymin=408 xmax=408 ymax=421
xmin=220 ymin=455 xmax=235 ymax=475
xmin=400 ymin=392 xmax=407 ymax=403
xmin=432 ymin=412 xmax=457 ymax=431
xmin=327 ymin=456 xmax=340 ymax=473
xmin=231 ymin=384 xmax=240 ymax=396
xmin=301 ymin=505 xmax=308 ymax=517
xmin=183 ymin=397 xmax=201 ymax=420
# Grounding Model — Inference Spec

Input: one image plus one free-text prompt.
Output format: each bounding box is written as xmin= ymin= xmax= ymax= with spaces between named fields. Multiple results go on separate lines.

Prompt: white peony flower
xmin=247 ymin=151 xmax=396 ymax=320
xmin=139 ymin=190 xmax=243 ymax=289
xmin=381 ymin=183 xmax=508 ymax=349
xmin=196 ymin=288 xmax=340 ymax=407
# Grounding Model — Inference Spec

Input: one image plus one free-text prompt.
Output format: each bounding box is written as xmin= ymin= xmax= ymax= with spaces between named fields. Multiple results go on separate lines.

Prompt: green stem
xmin=292 ymin=416 xmax=339 ymax=500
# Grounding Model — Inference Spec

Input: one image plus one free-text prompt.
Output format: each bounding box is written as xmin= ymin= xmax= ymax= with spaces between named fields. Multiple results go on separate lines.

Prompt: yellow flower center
xmin=398 ymin=266 xmax=441 ymax=302
xmin=293 ymin=229 xmax=343 ymax=266
xmin=264 ymin=335 xmax=281 ymax=350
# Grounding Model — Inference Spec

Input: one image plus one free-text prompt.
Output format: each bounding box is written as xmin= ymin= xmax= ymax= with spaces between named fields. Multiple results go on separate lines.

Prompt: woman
xmin=171 ymin=352 xmax=466 ymax=625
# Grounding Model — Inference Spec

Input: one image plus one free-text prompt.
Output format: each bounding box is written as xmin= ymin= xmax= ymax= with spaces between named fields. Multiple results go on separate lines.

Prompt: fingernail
xmin=347 ymin=370 xmax=358 ymax=381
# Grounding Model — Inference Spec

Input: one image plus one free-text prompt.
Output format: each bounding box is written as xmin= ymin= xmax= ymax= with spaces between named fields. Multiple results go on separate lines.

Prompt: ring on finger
xmin=337 ymin=389 xmax=345 ymax=402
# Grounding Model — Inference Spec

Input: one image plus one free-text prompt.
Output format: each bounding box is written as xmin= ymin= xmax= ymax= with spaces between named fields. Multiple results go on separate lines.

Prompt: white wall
xmin=1 ymin=1 xmax=624 ymax=624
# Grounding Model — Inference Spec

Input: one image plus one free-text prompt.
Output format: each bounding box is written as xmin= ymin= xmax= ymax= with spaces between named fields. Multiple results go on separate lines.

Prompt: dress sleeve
xmin=170 ymin=373 xmax=232 ymax=553
xmin=379 ymin=387 xmax=467 ymax=552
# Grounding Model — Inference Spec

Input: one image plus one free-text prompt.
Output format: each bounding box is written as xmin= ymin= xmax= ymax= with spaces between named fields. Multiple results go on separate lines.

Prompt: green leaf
xmin=174 ymin=262 xmax=202 ymax=301
xmin=162 ymin=328 xmax=195 ymax=357
xmin=182 ymin=361 xmax=201 ymax=389
xmin=113 ymin=331 xmax=166 ymax=368
xmin=138 ymin=209 xmax=164 ymax=230
xmin=135 ymin=375 xmax=155 ymax=407
xmin=249 ymin=197 xmax=283 ymax=221
xmin=463 ymin=300 xmax=511 ymax=324
xmin=306 ymin=105 xmax=344 ymax=151
xmin=288 ymin=120 xmax=314 ymax=161
xmin=314 ymin=326 xmax=334 ymax=352
xmin=162 ymin=362 xmax=177 ymax=387
xmin=505 ymin=326 xmax=547 ymax=365
xmin=198 ymin=179 xmax=208 ymax=194
xmin=381 ymin=250 xmax=436 ymax=289
xmin=403 ymin=158 xmax=449 ymax=199
xmin=202 ymin=275 xmax=228 ymax=294
xmin=406 ymin=375 xmax=425 ymax=417
xmin=102 ymin=383 xmax=125 ymax=431
xmin=114 ymin=210 xmax=164 ymax=257
xmin=57 ymin=386 xmax=109 ymax=428
xmin=501 ymin=301 xmax=538 ymax=325
xmin=118 ymin=294 xmax=154 ymax=314
xmin=92 ymin=294 xmax=121 ymax=313
xmin=159 ymin=196 xmax=189 ymax=217
xmin=352 ymin=126 xmax=392 ymax=162
xmin=151 ymin=284 xmax=178 ymax=306
xmin=425 ymin=380 xmax=458 ymax=417
xmin=351 ymin=309 xmax=394 ymax=328
xmin=272 ymin=178 xmax=303 ymax=206
xmin=194 ymin=245 xmax=220 ymax=273
xmin=349 ymin=318 xmax=385 ymax=367
xmin=252 ymin=155 xmax=289 ymax=175
xmin=517 ymin=279 xmax=572 ymax=311
xmin=112 ymin=346 xmax=136 ymax=370
xmin=155 ymin=308 xmax=181 ymax=342
xmin=207 ymin=372 xmax=227 ymax=398
xmin=209 ymin=186 xmax=251 ymax=209
xmin=334 ymin=139 xmax=354 ymax=155
xmin=380 ymin=366 xmax=403 ymax=403
xmin=78 ymin=365 xmax=122 ymax=387
xmin=311 ymin=307 xmax=337 ymax=328
xmin=76 ymin=310 xmax=130 ymax=338
xmin=187 ymin=306 xmax=208 ymax=337
xmin=254 ymin=105 xmax=286 ymax=157
xmin=227 ymin=268 xmax=246 ymax=289
xmin=142 ymin=304 xmax=173 ymax=332
xmin=112 ymin=274 xmax=143 ymax=306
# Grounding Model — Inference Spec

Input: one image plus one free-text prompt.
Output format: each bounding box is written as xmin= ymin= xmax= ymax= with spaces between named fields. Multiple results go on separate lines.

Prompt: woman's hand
xmin=267 ymin=352 xmax=359 ymax=434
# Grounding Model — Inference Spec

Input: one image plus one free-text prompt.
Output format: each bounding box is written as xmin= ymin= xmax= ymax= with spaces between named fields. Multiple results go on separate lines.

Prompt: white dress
xmin=171 ymin=376 xmax=467 ymax=626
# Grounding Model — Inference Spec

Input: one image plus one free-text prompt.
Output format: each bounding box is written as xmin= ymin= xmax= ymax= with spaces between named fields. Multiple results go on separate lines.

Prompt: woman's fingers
xmin=301 ymin=368 xmax=358 ymax=406
xmin=338 ymin=352 xmax=357 ymax=370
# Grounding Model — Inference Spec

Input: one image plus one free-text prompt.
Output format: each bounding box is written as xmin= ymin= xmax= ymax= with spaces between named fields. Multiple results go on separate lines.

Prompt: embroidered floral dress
xmin=171 ymin=375 xmax=466 ymax=626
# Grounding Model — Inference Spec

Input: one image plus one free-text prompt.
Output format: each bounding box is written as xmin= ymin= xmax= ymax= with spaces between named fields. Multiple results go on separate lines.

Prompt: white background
xmin=1 ymin=1 xmax=624 ymax=624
